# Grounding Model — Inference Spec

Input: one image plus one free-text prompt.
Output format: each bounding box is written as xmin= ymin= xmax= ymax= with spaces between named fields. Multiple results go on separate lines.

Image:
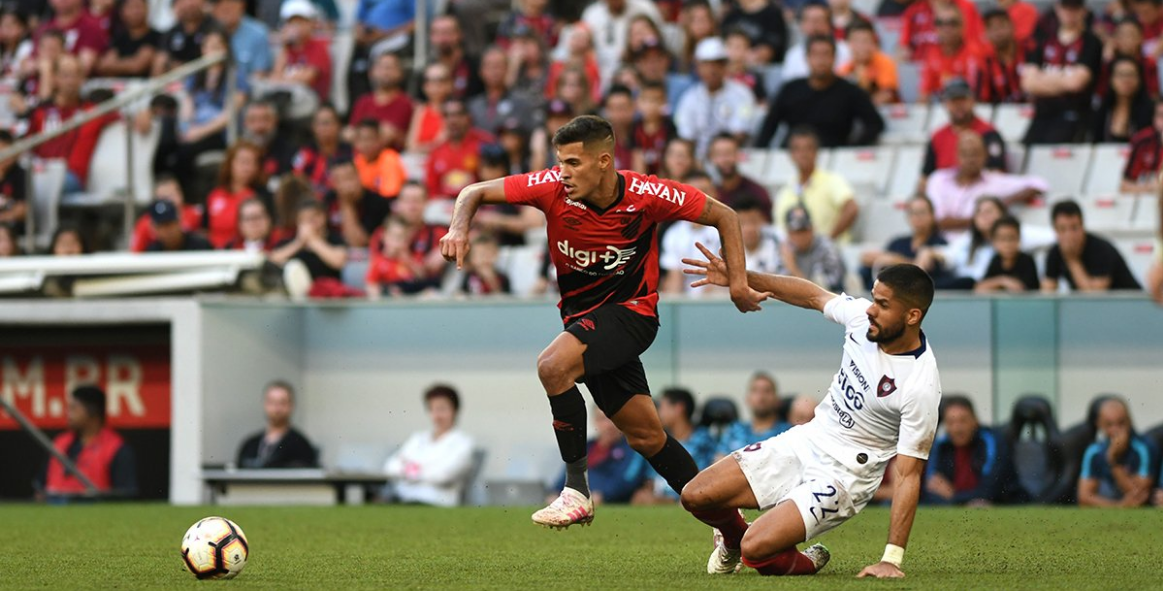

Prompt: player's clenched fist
xmin=440 ymin=231 xmax=470 ymax=270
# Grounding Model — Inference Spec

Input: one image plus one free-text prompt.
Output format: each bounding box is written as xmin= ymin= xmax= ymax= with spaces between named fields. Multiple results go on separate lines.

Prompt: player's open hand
xmin=440 ymin=230 xmax=470 ymax=270
xmin=857 ymin=562 xmax=905 ymax=579
xmin=682 ymin=242 xmax=729 ymax=288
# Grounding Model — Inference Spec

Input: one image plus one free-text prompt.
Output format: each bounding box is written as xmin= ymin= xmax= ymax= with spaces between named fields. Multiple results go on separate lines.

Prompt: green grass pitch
xmin=0 ymin=504 xmax=1160 ymax=590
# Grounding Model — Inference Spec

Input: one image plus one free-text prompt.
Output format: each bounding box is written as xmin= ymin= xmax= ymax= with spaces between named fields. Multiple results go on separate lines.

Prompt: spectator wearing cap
xmin=781 ymin=4 xmax=852 ymax=82
xmin=924 ymin=396 xmax=1015 ymax=506
xmin=899 ymin=0 xmax=986 ymax=62
xmin=629 ymin=81 xmax=675 ymax=176
xmin=429 ymin=15 xmax=482 ymax=100
xmin=291 ymin=104 xmax=353 ymax=196
xmin=1043 ymin=200 xmax=1143 ymax=292
xmin=976 ymin=8 xmax=1026 ymax=104
xmin=39 ymin=386 xmax=137 ymax=501
xmin=426 ymin=99 xmax=494 ymax=201
xmin=406 ymin=62 xmax=454 ymax=153
xmin=209 ymin=0 xmax=273 ymax=83
xmin=1020 ymin=0 xmax=1102 ymax=144
xmin=773 ymin=126 xmax=860 ymax=242
xmin=323 ymin=158 xmax=391 ymax=248
xmin=383 ymin=384 xmax=476 ymax=507
xmin=1078 ymin=397 xmax=1157 ymax=507
xmin=35 ymin=0 xmax=107 ymax=74
xmin=917 ymin=2 xmax=986 ymax=103
xmin=838 ymin=20 xmax=901 ymax=105
xmin=707 ymin=133 xmax=773 ymax=219
xmin=144 ymin=199 xmax=214 ymax=252
xmin=131 ymin=175 xmax=204 ymax=252
xmin=467 ymin=46 xmax=536 ymax=136
xmin=926 ymin=132 xmax=1046 ymax=235
xmin=495 ymin=0 xmax=557 ymax=50
xmin=921 ymin=77 xmax=1007 ymax=190
xmin=152 ymin=0 xmax=218 ymax=76
xmin=780 ymin=205 xmax=847 ymax=292
xmin=1120 ymin=100 xmax=1163 ymax=194
xmin=720 ymin=0 xmax=789 ymax=64
xmin=237 ymin=381 xmax=319 ymax=469
xmin=348 ymin=52 xmax=413 ymax=151
xmin=661 ymin=172 xmax=726 ymax=297
xmin=530 ymin=98 xmax=574 ymax=171
xmin=756 ymin=36 xmax=884 ymax=149
xmin=580 ymin=0 xmax=663 ymax=87
xmin=95 ymin=0 xmax=162 ymax=78
xmin=352 ymin=119 xmax=407 ymax=199
xmin=225 ymin=198 xmax=279 ymax=252
xmin=270 ymin=0 xmax=331 ymax=102
xmin=674 ymin=37 xmax=757 ymax=158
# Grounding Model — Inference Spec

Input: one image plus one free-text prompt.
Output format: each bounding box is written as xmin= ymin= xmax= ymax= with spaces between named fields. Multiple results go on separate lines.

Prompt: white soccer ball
xmin=180 ymin=516 xmax=249 ymax=580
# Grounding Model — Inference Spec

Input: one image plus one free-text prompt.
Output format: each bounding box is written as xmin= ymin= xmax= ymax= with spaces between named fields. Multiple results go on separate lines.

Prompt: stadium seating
xmin=698 ymin=397 xmax=739 ymax=440
xmin=1078 ymin=194 xmax=1136 ymax=232
xmin=885 ymin=145 xmax=924 ymax=199
xmin=1005 ymin=395 xmax=1072 ymax=504
xmin=993 ymin=104 xmax=1035 ymax=143
xmin=830 ymin=146 xmax=895 ymax=195
xmin=1026 ymin=144 xmax=1093 ymax=196
xmin=1083 ymin=144 xmax=1131 ymax=196
xmin=898 ymin=62 xmax=922 ymax=104
xmin=737 ymin=149 xmax=769 ymax=181
xmin=879 ymin=103 xmax=930 ymax=145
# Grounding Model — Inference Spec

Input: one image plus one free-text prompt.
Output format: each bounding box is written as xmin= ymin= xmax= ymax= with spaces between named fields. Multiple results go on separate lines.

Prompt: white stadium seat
xmin=1006 ymin=144 xmax=1027 ymax=174
xmin=879 ymin=103 xmax=929 ymax=145
xmin=1083 ymin=144 xmax=1131 ymax=196
xmin=1115 ymin=238 xmax=1159 ymax=285
xmin=857 ymin=197 xmax=908 ymax=246
xmin=1132 ymin=195 xmax=1159 ymax=231
xmin=738 ymin=149 xmax=770 ymax=181
xmin=758 ymin=148 xmax=804 ymax=190
xmin=1080 ymin=195 xmax=1136 ymax=232
xmin=898 ymin=62 xmax=922 ymax=104
xmin=993 ymin=104 xmax=1035 ymax=143
xmin=1025 ymin=144 xmax=1093 ymax=196
xmin=886 ymin=145 xmax=925 ymax=199
xmin=830 ymin=146 xmax=895 ymax=195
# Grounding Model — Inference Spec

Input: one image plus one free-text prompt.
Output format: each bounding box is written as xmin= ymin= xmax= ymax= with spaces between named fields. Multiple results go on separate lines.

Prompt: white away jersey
xmin=801 ymin=294 xmax=942 ymax=475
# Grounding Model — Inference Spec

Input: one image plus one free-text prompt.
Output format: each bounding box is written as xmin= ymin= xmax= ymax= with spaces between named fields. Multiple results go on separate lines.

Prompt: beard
xmin=243 ymin=130 xmax=274 ymax=147
xmin=866 ymin=317 xmax=906 ymax=344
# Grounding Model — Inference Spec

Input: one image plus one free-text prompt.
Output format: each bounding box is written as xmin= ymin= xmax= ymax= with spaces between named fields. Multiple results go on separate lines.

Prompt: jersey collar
xmin=586 ymin=172 xmax=626 ymax=216
xmin=894 ymin=330 xmax=927 ymax=359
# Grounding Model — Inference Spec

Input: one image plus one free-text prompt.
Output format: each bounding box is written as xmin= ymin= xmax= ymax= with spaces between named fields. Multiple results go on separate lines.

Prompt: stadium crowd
xmin=0 ymin=0 xmax=1159 ymax=301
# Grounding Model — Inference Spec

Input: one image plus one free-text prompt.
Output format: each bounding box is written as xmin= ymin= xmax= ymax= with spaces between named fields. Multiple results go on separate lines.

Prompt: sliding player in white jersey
xmin=680 ymin=244 xmax=942 ymax=579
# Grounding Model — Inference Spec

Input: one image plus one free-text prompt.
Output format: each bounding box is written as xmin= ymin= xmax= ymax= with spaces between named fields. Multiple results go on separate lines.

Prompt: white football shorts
xmin=731 ymin=424 xmax=885 ymax=540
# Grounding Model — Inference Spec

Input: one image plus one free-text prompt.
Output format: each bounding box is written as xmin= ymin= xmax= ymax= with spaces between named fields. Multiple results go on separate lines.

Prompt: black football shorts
xmin=564 ymin=304 xmax=659 ymax=416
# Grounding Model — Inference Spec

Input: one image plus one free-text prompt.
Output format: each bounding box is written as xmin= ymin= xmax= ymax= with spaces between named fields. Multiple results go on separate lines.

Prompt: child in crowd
xmin=366 ymin=216 xmax=425 ymax=298
xmin=459 ymin=233 xmax=511 ymax=296
xmin=975 ymin=216 xmax=1040 ymax=292
xmin=353 ymin=119 xmax=407 ymax=198
xmin=630 ymin=81 xmax=676 ymax=176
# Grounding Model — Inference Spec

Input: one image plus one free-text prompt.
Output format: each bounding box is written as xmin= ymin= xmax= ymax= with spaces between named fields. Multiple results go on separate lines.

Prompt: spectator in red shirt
xmin=292 ymin=104 xmax=353 ymax=195
xmin=225 ymin=198 xmax=279 ymax=252
xmin=1120 ymin=100 xmax=1163 ymax=194
xmin=900 ymin=0 xmax=985 ymax=61
xmin=921 ymin=77 xmax=1008 ymax=187
xmin=406 ymin=62 xmax=454 ymax=153
xmin=365 ymin=215 xmax=427 ymax=298
xmin=36 ymin=0 xmax=107 ymax=73
xmin=206 ymin=141 xmax=273 ymax=248
xmin=130 ymin=174 xmax=204 ymax=252
xmin=271 ymin=0 xmax=331 ymax=101
xmin=1099 ymin=19 xmax=1161 ymax=99
xmin=996 ymin=0 xmax=1038 ymax=48
xmin=976 ymin=9 xmax=1026 ymax=104
xmin=368 ymin=181 xmax=449 ymax=284
xmin=1131 ymin=0 xmax=1163 ymax=59
xmin=27 ymin=54 xmax=117 ymax=194
xmin=458 ymin=232 xmax=511 ymax=296
xmin=430 ymin=15 xmax=482 ymax=100
xmin=348 ymin=52 xmax=412 ymax=151
xmin=425 ymin=98 xmax=495 ymax=200
xmin=919 ymin=3 xmax=985 ymax=102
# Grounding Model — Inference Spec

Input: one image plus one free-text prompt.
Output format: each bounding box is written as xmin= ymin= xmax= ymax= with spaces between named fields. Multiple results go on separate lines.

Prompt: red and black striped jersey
xmin=504 ymin=168 xmax=708 ymax=325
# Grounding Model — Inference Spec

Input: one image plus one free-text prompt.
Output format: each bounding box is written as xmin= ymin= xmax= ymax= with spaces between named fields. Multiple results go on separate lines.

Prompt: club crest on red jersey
xmin=877 ymin=376 xmax=897 ymax=397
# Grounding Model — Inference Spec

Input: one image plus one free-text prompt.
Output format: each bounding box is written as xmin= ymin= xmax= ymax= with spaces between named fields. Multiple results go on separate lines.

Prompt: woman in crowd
xmin=0 ymin=9 xmax=32 ymax=80
xmin=659 ymin=138 xmax=699 ymax=183
xmin=405 ymin=62 xmax=453 ymax=153
xmin=1091 ymin=56 xmax=1153 ymax=143
xmin=292 ymin=104 xmax=352 ymax=195
xmin=206 ymin=141 xmax=272 ymax=249
xmin=860 ymin=195 xmax=948 ymax=288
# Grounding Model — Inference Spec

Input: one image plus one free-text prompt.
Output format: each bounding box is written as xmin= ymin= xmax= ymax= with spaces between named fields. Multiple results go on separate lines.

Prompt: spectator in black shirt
xmin=860 ymin=195 xmax=950 ymax=289
xmin=270 ymin=200 xmax=348 ymax=282
xmin=143 ymin=200 xmax=214 ymax=252
xmin=323 ymin=159 xmax=391 ymax=248
xmin=237 ymin=381 xmax=319 ymax=469
xmin=976 ymin=216 xmax=1040 ymax=292
xmin=755 ymin=35 xmax=884 ymax=148
xmin=152 ymin=0 xmax=219 ymax=76
xmin=0 ymin=130 xmax=28 ymax=235
xmin=1020 ymin=0 xmax=1102 ymax=144
xmin=95 ymin=0 xmax=160 ymax=77
xmin=720 ymin=0 xmax=789 ymax=64
xmin=1043 ymin=200 xmax=1142 ymax=292
xmin=1091 ymin=56 xmax=1154 ymax=143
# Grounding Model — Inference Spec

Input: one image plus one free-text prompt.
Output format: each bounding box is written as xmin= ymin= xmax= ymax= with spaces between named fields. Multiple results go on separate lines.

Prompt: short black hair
xmin=1051 ymin=199 xmax=1083 ymax=224
xmin=552 ymin=115 xmax=616 ymax=152
xmin=683 ymin=170 xmax=712 ymax=184
xmin=732 ymin=195 xmax=766 ymax=215
xmin=399 ymin=180 xmax=427 ymax=196
xmin=940 ymin=394 xmax=976 ymax=423
xmin=603 ymin=84 xmax=634 ymax=106
xmin=638 ymin=80 xmax=667 ymax=96
xmin=787 ymin=125 xmax=820 ymax=146
xmin=847 ymin=20 xmax=876 ymax=36
xmin=799 ymin=3 xmax=831 ymax=21
xmin=480 ymin=143 xmax=509 ymax=169
xmin=264 ymin=380 xmax=295 ymax=400
xmin=327 ymin=156 xmax=357 ymax=170
xmin=875 ymin=264 xmax=935 ymax=320
xmin=1114 ymin=16 xmax=1143 ymax=32
xmin=424 ymin=384 xmax=461 ymax=412
xmin=991 ymin=215 xmax=1021 ymax=238
xmin=982 ymin=7 xmax=1011 ymax=23
xmin=355 ymin=118 xmax=381 ymax=134
xmin=709 ymin=131 xmax=739 ymax=150
xmin=805 ymin=34 xmax=837 ymax=55
xmin=662 ymin=388 xmax=696 ymax=422
xmin=72 ymin=386 xmax=107 ymax=423
xmin=0 ymin=129 xmax=13 ymax=144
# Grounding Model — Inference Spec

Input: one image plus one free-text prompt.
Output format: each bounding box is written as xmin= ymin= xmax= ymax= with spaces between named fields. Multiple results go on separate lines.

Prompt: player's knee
xmin=625 ymin=428 xmax=665 ymax=456
xmin=679 ymin=479 xmax=712 ymax=512
xmin=739 ymin=531 xmax=773 ymax=564
xmin=536 ymin=351 xmax=568 ymax=387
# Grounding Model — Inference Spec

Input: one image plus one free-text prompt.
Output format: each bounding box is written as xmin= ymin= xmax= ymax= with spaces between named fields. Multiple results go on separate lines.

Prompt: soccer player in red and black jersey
xmin=441 ymin=115 xmax=771 ymax=529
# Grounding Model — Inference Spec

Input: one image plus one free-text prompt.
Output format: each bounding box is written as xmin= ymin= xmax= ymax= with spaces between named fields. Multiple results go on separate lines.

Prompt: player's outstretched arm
xmin=441 ymin=178 xmax=509 ymax=269
xmin=857 ymin=454 xmax=925 ymax=579
xmin=683 ymin=242 xmax=836 ymax=312
xmin=695 ymin=197 xmax=771 ymax=313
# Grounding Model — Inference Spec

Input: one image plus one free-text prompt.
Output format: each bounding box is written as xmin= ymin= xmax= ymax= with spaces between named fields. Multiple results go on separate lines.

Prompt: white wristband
xmin=881 ymin=544 xmax=904 ymax=567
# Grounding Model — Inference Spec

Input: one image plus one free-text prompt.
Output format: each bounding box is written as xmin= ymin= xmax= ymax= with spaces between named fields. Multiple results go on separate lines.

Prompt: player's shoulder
xmin=517 ymin=166 xmax=565 ymax=188
xmin=621 ymin=170 xmax=700 ymax=206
